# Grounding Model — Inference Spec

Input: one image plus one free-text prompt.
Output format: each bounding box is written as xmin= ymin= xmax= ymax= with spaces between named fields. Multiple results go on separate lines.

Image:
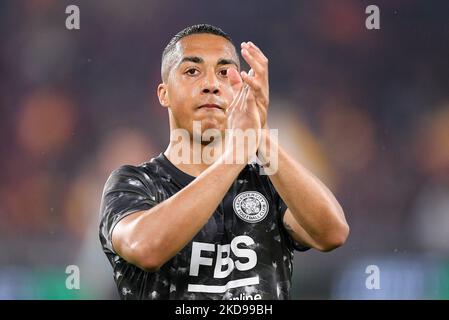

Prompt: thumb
xmin=227 ymin=67 xmax=243 ymax=97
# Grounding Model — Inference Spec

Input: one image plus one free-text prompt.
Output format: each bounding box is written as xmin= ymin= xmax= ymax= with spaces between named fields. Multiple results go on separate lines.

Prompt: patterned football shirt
xmin=99 ymin=153 xmax=308 ymax=300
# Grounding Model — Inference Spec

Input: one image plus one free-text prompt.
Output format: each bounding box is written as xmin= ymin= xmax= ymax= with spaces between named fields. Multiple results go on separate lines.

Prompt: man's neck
xmin=164 ymin=139 xmax=224 ymax=178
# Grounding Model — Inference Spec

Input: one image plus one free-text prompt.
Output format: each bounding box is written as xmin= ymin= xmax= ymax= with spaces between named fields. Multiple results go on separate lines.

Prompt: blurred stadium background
xmin=1 ymin=0 xmax=448 ymax=299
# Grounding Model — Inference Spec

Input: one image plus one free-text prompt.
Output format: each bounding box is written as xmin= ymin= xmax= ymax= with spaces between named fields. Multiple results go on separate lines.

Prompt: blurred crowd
xmin=1 ymin=0 xmax=448 ymax=298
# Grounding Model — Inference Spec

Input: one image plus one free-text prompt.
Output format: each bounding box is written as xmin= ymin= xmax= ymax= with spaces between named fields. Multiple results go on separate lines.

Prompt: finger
xmin=246 ymin=41 xmax=269 ymax=62
xmin=241 ymin=42 xmax=268 ymax=73
xmin=244 ymin=88 xmax=257 ymax=114
xmin=226 ymin=68 xmax=245 ymax=114
xmin=227 ymin=85 xmax=243 ymax=114
xmin=241 ymin=85 xmax=250 ymax=112
xmin=227 ymin=67 xmax=243 ymax=97
xmin=229 ymin=81 xmax=246 ymax=114
xmin=241 ymin=70 xmax=261 ymax=93
xmin=242 ymin=70 xmax=269 ymax=118
xmin=241 ymin=48 xmax=265 ymax=76
xmin=237 ymin=79 xmax=250 ymax=112
xmin=246 ymin=87 xmax=255 ymax=104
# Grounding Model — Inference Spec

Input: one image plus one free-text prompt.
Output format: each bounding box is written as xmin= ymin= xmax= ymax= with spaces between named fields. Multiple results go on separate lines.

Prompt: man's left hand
xmin=240 ymin=41 xmax=270 ymax=129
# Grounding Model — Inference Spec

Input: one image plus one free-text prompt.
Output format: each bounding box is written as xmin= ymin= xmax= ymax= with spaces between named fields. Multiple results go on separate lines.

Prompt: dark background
xmin=1 ymin=0 xmax=448 ymax=299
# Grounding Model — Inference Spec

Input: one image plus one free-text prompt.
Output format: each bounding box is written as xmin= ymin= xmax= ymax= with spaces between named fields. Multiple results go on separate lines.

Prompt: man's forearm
xmin=118 ymin=151 xmax=246 ymax=270
xmin=259 ymin=130 xmax=348 ymax=244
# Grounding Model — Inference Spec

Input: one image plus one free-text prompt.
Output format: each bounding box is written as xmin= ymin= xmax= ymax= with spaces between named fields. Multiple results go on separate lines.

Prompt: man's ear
xmin=157 ymin=83 xmax=169 ymax=108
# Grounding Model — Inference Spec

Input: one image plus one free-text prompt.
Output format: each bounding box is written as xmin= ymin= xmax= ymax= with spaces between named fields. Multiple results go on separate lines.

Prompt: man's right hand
xmin=225 ymin=68 xmax=261 ymax=163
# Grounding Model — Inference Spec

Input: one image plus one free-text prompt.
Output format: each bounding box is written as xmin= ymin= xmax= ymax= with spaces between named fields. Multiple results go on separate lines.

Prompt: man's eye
xmin=219 ymin=69 xmax=228 ymax=76
xmin=185 ymin=69 xmax=198 ymax=75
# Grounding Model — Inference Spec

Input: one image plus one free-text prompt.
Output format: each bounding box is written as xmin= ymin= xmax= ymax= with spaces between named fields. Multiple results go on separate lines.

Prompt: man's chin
xmin=196 ymin=118 xmax=225 ymax=132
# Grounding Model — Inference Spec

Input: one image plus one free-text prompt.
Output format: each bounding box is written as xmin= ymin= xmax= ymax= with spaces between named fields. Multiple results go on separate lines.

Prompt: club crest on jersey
xmin=233 ymin=191 xmax=269 ymax=223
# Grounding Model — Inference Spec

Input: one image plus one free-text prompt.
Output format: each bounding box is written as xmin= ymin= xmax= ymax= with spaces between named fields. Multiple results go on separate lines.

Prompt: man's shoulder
xmin=106 ymin=155 xmax=168 ymax=187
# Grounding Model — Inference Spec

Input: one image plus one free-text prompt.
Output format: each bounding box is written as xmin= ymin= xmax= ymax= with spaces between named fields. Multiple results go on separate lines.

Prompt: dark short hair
xmin=161 ymin=24 xmax=238 ymax=81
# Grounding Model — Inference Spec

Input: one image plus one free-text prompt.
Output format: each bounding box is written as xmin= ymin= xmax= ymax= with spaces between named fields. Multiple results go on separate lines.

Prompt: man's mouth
xmin=198 ymin=104 xmax=223 ymax=110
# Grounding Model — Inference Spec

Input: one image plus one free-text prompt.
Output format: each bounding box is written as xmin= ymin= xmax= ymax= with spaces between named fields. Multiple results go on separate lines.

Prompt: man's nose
xmin=201 ymin=72 xmax=220 ymax=94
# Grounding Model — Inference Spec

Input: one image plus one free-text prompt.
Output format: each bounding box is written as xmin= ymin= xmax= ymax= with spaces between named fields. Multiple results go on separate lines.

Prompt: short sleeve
xmin=265 ymin=177 xmax=310 ymax=252
xmin=99 ymin=165 xmax=159 ymax=255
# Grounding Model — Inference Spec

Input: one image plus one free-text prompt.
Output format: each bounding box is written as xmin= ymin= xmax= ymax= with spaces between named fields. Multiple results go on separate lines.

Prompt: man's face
xmin=159 ymin=34 xmax=239 ymax=138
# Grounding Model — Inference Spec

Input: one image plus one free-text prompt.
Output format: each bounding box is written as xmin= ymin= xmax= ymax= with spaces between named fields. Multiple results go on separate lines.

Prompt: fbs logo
xmin=189 ymin=235 xmax=257 ymax=279
xmin=233 ymin=191 xmax=269 ymax=223
xmin=188 ymin=236 xmax=259 ymax=293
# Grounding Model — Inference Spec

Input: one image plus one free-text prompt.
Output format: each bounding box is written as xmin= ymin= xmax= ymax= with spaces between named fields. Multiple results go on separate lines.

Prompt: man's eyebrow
xmin=217 ymin=58 xmax=239 ymax=68
xmin=179 ymin=56 xmax=204 ymax=65
xmin=178 ymin=56 xmax=238 ymax=68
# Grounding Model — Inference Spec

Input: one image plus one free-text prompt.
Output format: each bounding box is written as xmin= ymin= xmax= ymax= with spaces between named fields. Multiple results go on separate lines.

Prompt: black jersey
xmin=99 ymin=153 xmax=308 ymax=300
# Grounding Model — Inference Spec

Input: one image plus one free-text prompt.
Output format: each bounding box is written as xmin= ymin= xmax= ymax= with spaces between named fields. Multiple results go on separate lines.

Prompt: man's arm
xmin=259 ymin=131 xmax=349 ymax=252
xmin=239 ymin=41 xmax=349 ymax=251
xmin=112 ymin=154 xmax=245 ymax=272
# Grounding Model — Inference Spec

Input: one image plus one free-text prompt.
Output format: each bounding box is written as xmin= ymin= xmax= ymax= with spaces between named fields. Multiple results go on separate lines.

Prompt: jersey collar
xmin=155 ymin=153 xmax=196 ymax=187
